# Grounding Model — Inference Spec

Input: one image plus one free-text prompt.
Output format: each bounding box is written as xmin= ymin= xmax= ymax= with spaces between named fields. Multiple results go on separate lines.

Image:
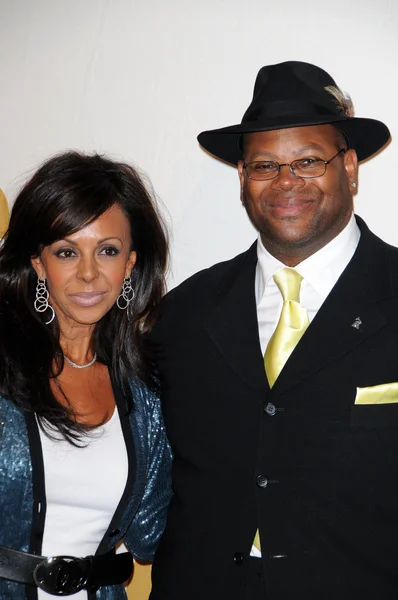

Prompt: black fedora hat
xmin=197 ymin=61 xmax=390 ymax=165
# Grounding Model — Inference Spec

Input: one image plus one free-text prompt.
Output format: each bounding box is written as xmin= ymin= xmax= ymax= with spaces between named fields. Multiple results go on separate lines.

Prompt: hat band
xmin=243 ymin=99 xmax=339 ymax=124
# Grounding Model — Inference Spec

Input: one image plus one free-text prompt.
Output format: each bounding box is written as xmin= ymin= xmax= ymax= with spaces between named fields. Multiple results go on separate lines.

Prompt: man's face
xmin=237 ymin=125 xmax=358 ymax=265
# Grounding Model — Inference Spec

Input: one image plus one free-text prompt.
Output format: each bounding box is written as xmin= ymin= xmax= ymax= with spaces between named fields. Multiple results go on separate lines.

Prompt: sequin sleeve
xmin=124 ymin=385 xmax=172 ymax=561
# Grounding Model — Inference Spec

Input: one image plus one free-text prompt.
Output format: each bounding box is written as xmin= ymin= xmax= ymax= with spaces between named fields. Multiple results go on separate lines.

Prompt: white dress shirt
xmin=251 ymin=212 xmax=360 ymax=557
xmin=256 ymin=212 xmax=361 ymax=356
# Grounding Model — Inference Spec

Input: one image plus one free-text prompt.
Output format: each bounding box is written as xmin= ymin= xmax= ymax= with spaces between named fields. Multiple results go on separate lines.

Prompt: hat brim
xmin=197 ymin=115 xmax=390 ymax=165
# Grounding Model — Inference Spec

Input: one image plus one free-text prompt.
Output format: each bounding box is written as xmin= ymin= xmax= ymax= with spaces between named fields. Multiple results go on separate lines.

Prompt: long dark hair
xmin=0 ymin=151 xmax=168 ymax=442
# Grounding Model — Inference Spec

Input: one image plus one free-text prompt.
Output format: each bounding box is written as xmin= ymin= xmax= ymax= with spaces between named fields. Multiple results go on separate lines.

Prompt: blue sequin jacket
xmin=0 ymin=379 xmax=172 ymax=600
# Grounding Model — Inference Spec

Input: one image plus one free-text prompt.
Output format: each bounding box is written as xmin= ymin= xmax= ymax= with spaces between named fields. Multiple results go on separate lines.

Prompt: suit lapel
xmin=202 ymin=220 xmax=393 ymax=397
xmin=204 ymin=243 xmax=268 ymax=392
xmin=272 ymin=219 xmax=392 ymax=396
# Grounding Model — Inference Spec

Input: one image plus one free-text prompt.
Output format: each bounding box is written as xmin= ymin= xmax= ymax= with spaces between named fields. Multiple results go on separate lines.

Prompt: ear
xmin=344 ymin=149 xmax=358 ymax=190
xmin=238 ymin=161 xmax=245 ymax=203
xmin=30 ymin=255 xmax=45 ymax=279
xmin=125 ymin=250 xmax=137 ymax=278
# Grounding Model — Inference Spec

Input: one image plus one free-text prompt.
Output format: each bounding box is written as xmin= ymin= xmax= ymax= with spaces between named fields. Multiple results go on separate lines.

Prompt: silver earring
xmin=351 ymin=182 xmax=357 ymax=188
xmin=117 ymin=277 xmax=135 ymax=310
xmin=34 ymin=277 xmax=55 ymax=324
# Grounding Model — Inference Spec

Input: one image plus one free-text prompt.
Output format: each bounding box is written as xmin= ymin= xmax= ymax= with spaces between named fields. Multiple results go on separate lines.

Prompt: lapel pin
xmin=351 ymin=317 xmax=362 ymax=330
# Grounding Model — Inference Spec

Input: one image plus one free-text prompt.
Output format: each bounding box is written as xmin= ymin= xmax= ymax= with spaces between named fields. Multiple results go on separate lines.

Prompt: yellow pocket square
xmin=355 ymin=383 xmax=398 ymax=405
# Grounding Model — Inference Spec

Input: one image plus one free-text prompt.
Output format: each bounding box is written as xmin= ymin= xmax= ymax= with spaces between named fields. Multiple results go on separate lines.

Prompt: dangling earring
xmin=117 ymin=277 xmax=135 ymax=310
xmin=34 ymin=277 xmax=55 ymax=324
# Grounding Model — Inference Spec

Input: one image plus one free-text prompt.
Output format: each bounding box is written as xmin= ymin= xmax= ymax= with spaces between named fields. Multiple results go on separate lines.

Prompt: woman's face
xmin=31 ymin=203 xmax=136 ymax=331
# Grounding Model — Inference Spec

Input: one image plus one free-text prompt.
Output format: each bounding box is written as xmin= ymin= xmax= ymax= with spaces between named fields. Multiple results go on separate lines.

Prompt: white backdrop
xmin=0 ymin=3 xmax=397 ymax=599
xmin=0 ymin=0 xmax=397 ymax=290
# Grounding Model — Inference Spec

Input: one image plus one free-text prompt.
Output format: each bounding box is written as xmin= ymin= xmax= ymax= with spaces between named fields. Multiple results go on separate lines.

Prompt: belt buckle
xmin=33 ymin=555 xmax=90 ymax=596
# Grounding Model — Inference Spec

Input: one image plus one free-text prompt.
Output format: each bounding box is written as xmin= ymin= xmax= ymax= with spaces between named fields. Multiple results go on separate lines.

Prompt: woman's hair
xmin=0 ymin=151 xmax=168 ymax=442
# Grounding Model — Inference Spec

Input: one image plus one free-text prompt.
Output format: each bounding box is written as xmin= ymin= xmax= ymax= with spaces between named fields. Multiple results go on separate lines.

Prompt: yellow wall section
xmin=0 ymin=189 xmax=9 ymax=237
xmin=127 ymin=563 xmax=152 ymax=599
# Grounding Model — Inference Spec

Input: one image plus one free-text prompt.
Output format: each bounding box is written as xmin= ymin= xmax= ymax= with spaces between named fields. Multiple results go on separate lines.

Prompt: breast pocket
xmin=351 ymin=383 xmax=398 ymax=427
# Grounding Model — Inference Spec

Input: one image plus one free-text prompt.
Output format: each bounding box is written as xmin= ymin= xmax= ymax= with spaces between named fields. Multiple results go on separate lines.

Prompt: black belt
xmin=0 ymin=545 xmax=133 ymax=596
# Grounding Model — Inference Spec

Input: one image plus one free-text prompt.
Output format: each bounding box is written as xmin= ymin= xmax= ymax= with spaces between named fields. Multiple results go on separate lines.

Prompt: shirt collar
xmin=256 ymin=212 xmax=361 ymax=304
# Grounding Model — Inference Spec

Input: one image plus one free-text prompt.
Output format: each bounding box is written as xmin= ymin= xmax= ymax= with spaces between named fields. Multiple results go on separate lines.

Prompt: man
xmin=149 ymin=62 xmax=395 ymax=599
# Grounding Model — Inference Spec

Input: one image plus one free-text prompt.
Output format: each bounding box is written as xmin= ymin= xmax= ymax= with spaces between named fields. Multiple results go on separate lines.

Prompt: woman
xmin=0 ymin=151 xmax=172 ymax=599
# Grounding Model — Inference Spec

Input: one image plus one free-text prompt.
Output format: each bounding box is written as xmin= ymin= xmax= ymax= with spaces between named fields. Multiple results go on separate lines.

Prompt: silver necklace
xmin=64 ymin=353 xmax=97 ymax=369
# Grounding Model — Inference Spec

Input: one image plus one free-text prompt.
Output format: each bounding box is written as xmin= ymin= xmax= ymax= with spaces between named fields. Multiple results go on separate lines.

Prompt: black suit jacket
xmin=150 ymin=217 xmax=398 ymax=599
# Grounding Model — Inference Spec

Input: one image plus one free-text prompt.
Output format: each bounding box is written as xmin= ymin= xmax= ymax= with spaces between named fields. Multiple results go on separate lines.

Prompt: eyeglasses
xmin=243 ymin=148 xmax=346 ymax=181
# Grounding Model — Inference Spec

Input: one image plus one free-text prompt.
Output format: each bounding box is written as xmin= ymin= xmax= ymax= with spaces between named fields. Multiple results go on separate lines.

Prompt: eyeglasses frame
xmin=243 ymin=148 xmax=346 ymax=181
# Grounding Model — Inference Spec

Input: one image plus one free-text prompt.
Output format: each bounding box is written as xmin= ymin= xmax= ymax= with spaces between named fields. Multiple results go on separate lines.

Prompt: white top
xmin=252 ymin=212 xmax=361 ymax=557
xmin=37 ymin=408 xmax=128 ymax=600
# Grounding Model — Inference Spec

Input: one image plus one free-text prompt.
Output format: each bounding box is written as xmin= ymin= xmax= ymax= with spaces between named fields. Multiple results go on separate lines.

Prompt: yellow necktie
xmin=264 ymin=268 xmax=309 ymax=388
xmin=253 ymin=268 xmax=309 ymax=551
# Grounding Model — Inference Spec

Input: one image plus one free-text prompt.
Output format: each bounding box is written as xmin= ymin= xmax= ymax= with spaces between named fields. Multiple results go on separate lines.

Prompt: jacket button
xmin=109 ymin=528 xmax=120 ymax=537
xmin=256 ymin=475 xmax=268 ymax=488
xmin=233 ymin=552 xmax=244 ymax=565
xmin=264 ymin=402 xmax=277 ymax=416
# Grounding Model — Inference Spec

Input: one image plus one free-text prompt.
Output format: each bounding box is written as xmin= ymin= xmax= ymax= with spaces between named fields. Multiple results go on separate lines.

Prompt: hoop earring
xmin=34 ymin=277 xmax=55 ymax=324
xmin=117 ymin=277 xmax=135 ymax=310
